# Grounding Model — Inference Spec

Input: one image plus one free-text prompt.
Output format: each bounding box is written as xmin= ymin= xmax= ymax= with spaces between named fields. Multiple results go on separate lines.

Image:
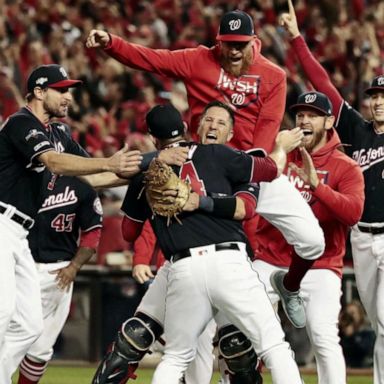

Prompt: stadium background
xmin=1 ymin=0 xmax=383 ymax=381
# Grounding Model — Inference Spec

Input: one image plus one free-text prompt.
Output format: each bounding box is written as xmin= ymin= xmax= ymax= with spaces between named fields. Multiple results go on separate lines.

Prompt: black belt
xmin=170 ymin=242 xmax=240 ymax=263
xmin=0 ymin=205 xmax=34 ymax=230
xmin=358 ymin=225 xmax=384 ymax=235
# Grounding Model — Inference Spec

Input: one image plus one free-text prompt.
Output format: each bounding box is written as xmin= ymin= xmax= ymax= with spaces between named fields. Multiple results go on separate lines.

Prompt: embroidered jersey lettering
xmin=216 ymin=70 xmax=260 ymax=109
xmin=287 ymin=168 xmax=329 ymax=204
xmin=336 ymin=101 xmax=384 ymax=222
xmin=179 ymin=161 xmax=206 ymax=196
xmin=28 ymin=175 xmax=102 ymax=263
xmin=51 ymin=213 xmax=76 ymax=232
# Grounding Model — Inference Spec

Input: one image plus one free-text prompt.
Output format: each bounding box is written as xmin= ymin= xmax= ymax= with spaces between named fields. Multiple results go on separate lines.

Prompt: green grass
xmin=13 ymin=366 xmax=373 ymax=384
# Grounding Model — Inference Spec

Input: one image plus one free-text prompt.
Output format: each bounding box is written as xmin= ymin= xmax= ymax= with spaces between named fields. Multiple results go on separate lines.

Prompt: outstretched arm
xmin=281 ymin=0 xmax=344 ymax=116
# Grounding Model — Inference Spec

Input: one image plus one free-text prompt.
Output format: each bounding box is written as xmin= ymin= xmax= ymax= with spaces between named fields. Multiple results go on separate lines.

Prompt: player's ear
xmin=33 ymin=87 xmax=45 ymax=101
xmin=183 ymin=121 xmax=188 ymax=134
xmin=325 ymin=115 xmax=335 ymax=130
xmin=227 ymin=128 xmax=234 ymax=142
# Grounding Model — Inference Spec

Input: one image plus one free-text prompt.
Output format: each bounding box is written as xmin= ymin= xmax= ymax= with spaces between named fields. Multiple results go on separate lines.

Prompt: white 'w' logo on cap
xmin=229 ymin=19 xmax=241 ymax=31
xmin=305 ymin=94 xmax=317 ymax=103
xmin=378 ymin=77 xmax=384 ymax=86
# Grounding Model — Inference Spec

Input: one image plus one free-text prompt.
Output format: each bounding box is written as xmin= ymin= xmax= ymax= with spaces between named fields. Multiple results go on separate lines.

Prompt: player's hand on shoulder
xmin=158 ymin=146 xmax=189 ymax=167
xmin=275 ymin=127 xmax=304 ymax=153
xmin=85 ymin=29 xmax=111 ymax=49
xmin=132 ymin=264 xmax=155 ymax=284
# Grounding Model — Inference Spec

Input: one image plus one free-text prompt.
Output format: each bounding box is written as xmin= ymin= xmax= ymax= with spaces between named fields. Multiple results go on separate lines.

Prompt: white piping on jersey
xmin=188 ymin=144 xmax=198 ymax=159
xmin=122 ymin=211 xmax=145 ymax=223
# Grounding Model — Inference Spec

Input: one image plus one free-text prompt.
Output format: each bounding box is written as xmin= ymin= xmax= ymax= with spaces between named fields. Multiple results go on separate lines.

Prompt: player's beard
xmin=303 ymin=124 xmax=327 ymax=153
xmin=43 ymin=100 xmax=68 ymax=118
xmin=219 ymin=50 xmax=253 ymax=77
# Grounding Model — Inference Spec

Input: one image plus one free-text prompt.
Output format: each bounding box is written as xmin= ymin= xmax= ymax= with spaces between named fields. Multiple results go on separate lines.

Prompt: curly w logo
xmin=229 ymin=19 xmax=241 ymax=30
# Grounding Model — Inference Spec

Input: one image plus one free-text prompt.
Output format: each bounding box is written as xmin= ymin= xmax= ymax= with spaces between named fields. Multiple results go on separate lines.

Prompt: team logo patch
xmin=287 ymin=167 xmax=329 ymax=204
xmin=35 ymin=77 xmax=48 ymax=86
xmin=229 ymin=19 xmax=241 ymax=31
xmin=304 ymin=94 xmax=317 ymax=104
xmin=216 ymin=70 xmax=260 ymax=109
xmin=93 ymin=197 xmax=103 ymax=215
xmin=25 ymin=129 xmax=45 ymax=141
xmin=59 ymin=67 xmax=68 ymax=77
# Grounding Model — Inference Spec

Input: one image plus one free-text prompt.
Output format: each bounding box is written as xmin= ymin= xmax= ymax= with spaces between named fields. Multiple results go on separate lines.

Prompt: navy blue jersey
xmin=336 ymin=102 xmax=384 ymax=223
xmin=0 ymin=107 xmax=88 ymax=218
xmin=121 ymin=143 xmax=257 ymax=258
xmin=28 ymin=175 xmax=103 ymax=263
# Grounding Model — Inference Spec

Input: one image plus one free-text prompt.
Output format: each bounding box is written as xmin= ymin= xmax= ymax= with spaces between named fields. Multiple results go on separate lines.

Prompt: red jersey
xmin=133 ymin=220 xmax=165 ymax=270
xmin=105 ymin=35 xmax=286 ymax=152
xmin=254 ymin=130 xmax=364 ymax=277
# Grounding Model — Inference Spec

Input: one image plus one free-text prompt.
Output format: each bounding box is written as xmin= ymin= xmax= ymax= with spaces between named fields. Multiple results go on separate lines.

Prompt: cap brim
xmin=365 ymin=86 xmax=384 ymax=95
xmin=216 ymin=34 xmax=254 ymax=42
xmin=48 ymin=79 xmax=83 ymax=89
xmin=290 ymin=103 xmax=330 ymax=116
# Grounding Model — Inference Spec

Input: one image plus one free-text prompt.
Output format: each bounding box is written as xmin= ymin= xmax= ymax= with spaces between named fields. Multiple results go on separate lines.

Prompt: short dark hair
xmin=201 ymin=101 xmax=235 ymax=127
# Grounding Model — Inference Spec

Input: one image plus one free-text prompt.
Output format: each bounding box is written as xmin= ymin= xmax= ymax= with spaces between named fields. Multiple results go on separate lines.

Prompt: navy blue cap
xmin=27 ymin=64 xmax=82 ymax=92
xmin=216 ymin=10 xmax=255 ymax=42
xmin=290 ymin=91 xmax=333 ymax=116
xmin=365 ymin=75 xmax=384 ymax=95
xmin=146 ymin=104 xmax=184 ymax=139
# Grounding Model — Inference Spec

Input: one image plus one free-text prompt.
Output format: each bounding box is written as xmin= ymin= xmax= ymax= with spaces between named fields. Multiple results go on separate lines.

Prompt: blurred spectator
xmin=339 ymin=301 xmax=375 ymax=368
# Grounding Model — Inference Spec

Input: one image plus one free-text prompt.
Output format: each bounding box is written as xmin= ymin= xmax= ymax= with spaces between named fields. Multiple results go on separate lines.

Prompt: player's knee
xmin=117 ymin=312 xmax=163 ymax=361
xmin=308 ymin=324 xmax=339 ymax=351
xmin=26 ymin=312 xmax=44 ymax=342
xmin=218 ymin=324 xmax=258 ymax=375
xmin=293 ymin=225 xmax=325 ymax=261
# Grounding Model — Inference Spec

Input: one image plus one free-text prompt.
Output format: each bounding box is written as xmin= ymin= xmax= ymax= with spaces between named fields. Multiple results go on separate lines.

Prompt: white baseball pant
xmin=137 ymin=261 xmax=216 ymax=384
xmin=151 ymin=243 xmax=302 ymax=384
xmin=25 ymin=261 xmax=73 ymax=362
xmin=253 ymin=259 xmax=346 ymax=384
xmin=0 ymin=213 xmax=43 ymax=384
xmin=351 ymin=225 xmax=384 ymax=384
xmin=257 ymin=175 xmax=325 ymax=260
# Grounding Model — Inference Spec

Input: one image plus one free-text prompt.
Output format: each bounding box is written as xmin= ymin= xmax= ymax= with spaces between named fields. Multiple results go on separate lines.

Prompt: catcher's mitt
xmin=143 ymin=158 xmax=190 ymax=225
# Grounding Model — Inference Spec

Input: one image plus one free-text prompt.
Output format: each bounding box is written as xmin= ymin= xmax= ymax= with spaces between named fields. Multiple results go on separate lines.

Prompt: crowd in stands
xmin=0 ymin=0 xmax=383 ymax=262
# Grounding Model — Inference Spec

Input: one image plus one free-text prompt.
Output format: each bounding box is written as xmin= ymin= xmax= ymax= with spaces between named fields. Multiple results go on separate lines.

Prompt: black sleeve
xmin=335 ymin=101 xmax=366 ymax=145
xmin=50 ymin=122 xmax=90 ymax=157
xmin=213 ymin=145 xmax=254 ymax=184
xmin=6 ymin=116 xmax=54 ymax=162
xmin=233 ymin=183 xmax=260 ymax=201
xmin=121 ymin=174 xmax=151 ymax=222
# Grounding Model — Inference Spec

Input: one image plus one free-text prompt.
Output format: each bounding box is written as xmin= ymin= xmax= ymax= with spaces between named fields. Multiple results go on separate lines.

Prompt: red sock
xmin=18 ymin=356 xmax=48 ymax=384
xmin=283 ymin=253 xmax=316 ymax=292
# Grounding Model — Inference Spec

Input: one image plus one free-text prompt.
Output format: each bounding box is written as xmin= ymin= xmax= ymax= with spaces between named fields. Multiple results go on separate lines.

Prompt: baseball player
xmin=0 ymin=63 xmax=147 ymax=383
xmin=92 ymin=103 xmax=265 ymax=384
xmin=16 ymin=173 xmax=103 ymax=384
xmin=116 ymin=104 xmax=305 ymax=384
xmin=85 ymin=10 xmax=286 ymax=154
xmin=93 ymin=101 xmax=324 ymax=384
xmin=282 ymin=1 xmax=384 ymax=381
xmin=252 ymin=91 xmax=365 ymax=384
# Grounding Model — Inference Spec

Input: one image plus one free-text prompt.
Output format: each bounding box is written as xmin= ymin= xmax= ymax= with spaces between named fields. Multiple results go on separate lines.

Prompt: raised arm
xmin=86 ymin=29 xmax=196 ymax=79
xmin=281 ymin=0 xmax=344 ymax=116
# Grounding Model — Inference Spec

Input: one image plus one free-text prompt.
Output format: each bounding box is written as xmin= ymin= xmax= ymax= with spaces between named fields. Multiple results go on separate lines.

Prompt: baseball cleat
xmin=270 ymin=271 xmax=306 ymax=328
